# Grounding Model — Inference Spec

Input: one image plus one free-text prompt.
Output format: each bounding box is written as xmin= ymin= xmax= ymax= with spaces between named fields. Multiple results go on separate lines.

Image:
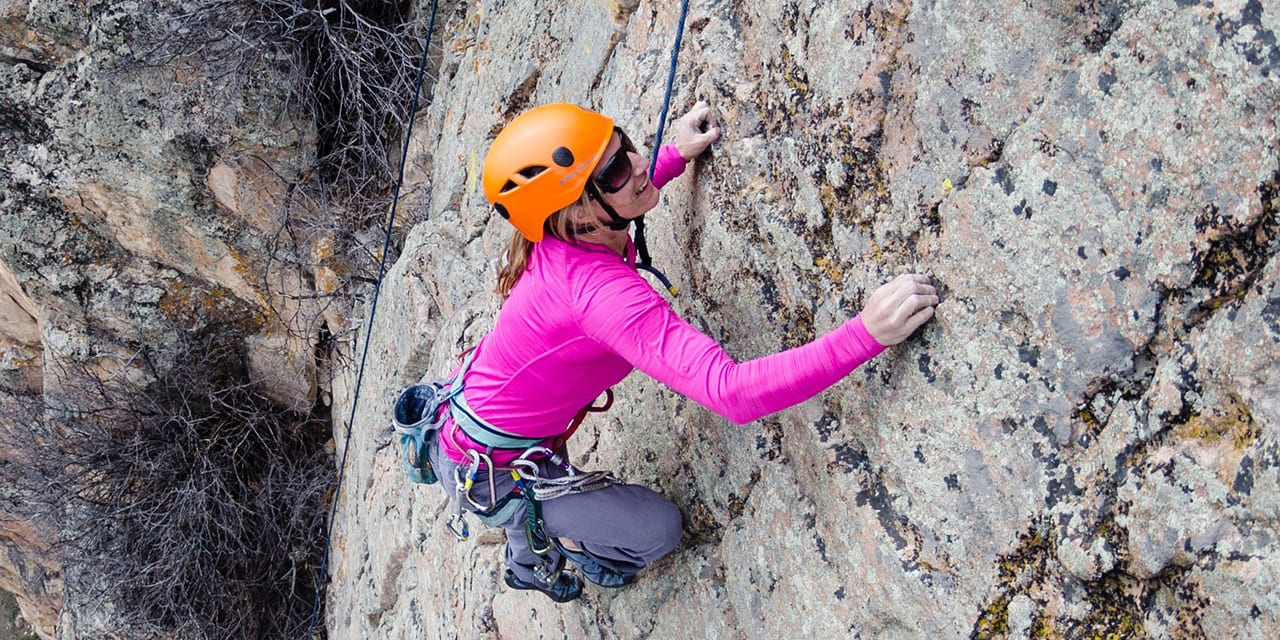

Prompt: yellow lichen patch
xmin=603 ymin=0 xmax=639 ymax=24
xmin=975 ymin=529 xmax=1060 ymax=637
xmin=1172 ymin=391 xmax=1256 ymax=451
xmin=1081 ymin=600 xmax=1144 ymax=639
xmin=814 ymin=256 xmax=844 ymax=283
xmin=1030 ymin=613 xmax=1059 ymax=638
xmin=973 ymin=594 xmax=1011 ymax=638
xmin=818 ymin=183 xmax=843 ymax=219
xmin=1171 ymin=391 xmax=1258 ymax=491
xmin=1075 ymin=404 xmax=1103 ymax=438
xmin=777 ymin=48 xmax=810 ymax=97
xmin=158 ymin=278 xmax=264 ymax=333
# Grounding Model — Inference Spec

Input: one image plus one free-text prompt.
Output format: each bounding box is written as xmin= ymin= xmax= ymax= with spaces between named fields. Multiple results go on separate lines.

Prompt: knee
xmin=640 ymin=496 xmax=683 ymax=557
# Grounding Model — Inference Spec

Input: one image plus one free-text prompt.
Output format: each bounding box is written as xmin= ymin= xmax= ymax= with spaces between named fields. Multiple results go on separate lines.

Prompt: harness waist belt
xmin=447 ymin=350 xmax=546 ymax=451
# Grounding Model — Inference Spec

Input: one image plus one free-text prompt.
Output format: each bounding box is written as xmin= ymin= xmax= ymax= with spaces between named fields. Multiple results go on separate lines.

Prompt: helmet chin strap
xmin=584 ymin=184 xmax=677 ymax=295
xmin=585 ymin=182 xmax=633 ymax=231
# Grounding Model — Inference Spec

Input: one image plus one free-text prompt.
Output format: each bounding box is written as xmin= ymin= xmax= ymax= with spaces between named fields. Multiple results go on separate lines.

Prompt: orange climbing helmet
xmin=482 ymin=103 xmax=615 ymax=242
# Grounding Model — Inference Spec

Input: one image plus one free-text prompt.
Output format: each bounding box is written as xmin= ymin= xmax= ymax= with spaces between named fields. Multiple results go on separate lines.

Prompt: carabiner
xmin=518 ymin=447 xmax=574 ymax=476
xmin=511 ymin=459 xmax=540 ymax=480
xmin=460 ymin=450 xmax=498 ymax=511
xmin=526 ymin=516 xmax=555 ymax=556
xmin=447 ymin=485 xmax=470 ymax=542
xmin=446 ymin=512 xmax=470 ymax=541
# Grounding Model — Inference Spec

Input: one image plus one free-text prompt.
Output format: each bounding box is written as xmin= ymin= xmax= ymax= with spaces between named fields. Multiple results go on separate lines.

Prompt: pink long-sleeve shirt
xmin=439 ymin=145 xmax=885 ymax=464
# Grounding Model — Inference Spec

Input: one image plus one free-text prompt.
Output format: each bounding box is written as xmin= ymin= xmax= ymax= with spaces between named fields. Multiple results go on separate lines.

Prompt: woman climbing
xmin=420 ymin=101 xmax=939 ymax=603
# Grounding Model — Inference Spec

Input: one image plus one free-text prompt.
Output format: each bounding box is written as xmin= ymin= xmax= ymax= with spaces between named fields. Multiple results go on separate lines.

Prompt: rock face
xmin=1 ymin=0 xmax=330 ymax=404
xmin=328 ymin=0 xmax=1279 ymax=638
xmin=1 ymin=1 xmax=330 ymax=637
xmin=1 ymin=0 xmax=1278 ymax=638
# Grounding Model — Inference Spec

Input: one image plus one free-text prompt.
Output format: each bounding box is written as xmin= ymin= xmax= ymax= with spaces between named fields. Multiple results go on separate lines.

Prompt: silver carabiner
xmin=518 ymin=446 xmax=574 ymax=476
xmin=460 ymin=450 xmax=498 ymax=511
xmin=445 ymin=511 xmax=470 ymax=541
xmin=511 ymin=458 xmax=540 ymax=480
xmin=447 ymin=469 xmax=471 ymax=542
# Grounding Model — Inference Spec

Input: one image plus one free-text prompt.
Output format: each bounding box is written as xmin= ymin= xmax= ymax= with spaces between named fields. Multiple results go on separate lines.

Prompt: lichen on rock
xmin=2 ymin=0 xmax=1279 ymax=638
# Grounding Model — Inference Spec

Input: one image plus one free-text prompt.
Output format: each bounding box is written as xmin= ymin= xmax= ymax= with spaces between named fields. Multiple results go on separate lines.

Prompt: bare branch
xmin=1 ymin=328 xmax=334 ymax=638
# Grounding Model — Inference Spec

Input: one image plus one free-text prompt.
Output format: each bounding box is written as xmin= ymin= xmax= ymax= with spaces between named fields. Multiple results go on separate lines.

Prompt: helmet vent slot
xmin=499 ymin=165 xmax=547 ymax=194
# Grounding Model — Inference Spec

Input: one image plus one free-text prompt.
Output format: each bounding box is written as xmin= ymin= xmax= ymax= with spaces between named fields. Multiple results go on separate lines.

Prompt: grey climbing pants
xmin=428 ymin=440 xmax=683 ymax=584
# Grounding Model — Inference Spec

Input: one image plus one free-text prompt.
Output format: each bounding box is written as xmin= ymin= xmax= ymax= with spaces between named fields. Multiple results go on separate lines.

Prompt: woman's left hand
xmin=860 ymin=274 xmax=939 ymax=347
xmin=674 ymin=100 xmax=721 ymax=160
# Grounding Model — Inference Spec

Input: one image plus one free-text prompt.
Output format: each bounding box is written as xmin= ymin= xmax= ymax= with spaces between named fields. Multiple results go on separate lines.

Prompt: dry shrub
xmin=139 ymin=0 xmax=435 ymax=282
xmin=149 ymin=0 xmax=426 ymax=196
xmin=1 ymin=329 xmax=333 ymax=639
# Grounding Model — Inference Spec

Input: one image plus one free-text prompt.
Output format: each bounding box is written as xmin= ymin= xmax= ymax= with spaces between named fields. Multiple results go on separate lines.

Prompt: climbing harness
xmin=393 ymin=344 xmax=619 ymax=585
xmin=304 ymin=0 xmax=443 ymax=635
xmin=634 ymin=0 xmax=693 ymax=297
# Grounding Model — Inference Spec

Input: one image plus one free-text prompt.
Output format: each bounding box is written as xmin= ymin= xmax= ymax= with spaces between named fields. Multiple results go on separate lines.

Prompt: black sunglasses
xmin=592 ymin=128 xmax=638 ymax=194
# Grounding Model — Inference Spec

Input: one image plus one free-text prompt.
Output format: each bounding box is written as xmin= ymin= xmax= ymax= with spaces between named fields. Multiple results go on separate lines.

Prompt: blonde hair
xmin=494 ymin=191 xmax=601 ymax=297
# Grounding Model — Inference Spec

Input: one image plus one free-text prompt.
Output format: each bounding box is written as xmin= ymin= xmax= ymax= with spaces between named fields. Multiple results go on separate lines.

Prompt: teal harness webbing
xmin=446 ymin=350 xmax=546 ymax=452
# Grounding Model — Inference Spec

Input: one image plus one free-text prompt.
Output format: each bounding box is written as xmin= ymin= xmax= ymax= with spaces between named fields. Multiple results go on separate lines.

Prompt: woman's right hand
xmin=673 ymin=100 xmax=721 ymax=160
xmin=861 ymin=274 xmax=939 ymax=346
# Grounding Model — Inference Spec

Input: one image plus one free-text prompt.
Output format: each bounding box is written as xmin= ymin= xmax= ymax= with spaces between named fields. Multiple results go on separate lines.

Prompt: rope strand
xmin=649 ymin=0 xmax=692 ymax=179
xmin=530 ymin=470 xmax=620 ymax=501
xmin=636 ymin=0 xmax=692 ymax=296
xmin=303 ymin=0 xmax=441 ymax=636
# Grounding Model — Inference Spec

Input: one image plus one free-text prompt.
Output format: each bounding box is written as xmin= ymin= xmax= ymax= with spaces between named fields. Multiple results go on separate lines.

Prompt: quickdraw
xmin=505 ymin=463 xmax=558 ymax=583
xmin=446 ymin=450 xmax=501 ymax=541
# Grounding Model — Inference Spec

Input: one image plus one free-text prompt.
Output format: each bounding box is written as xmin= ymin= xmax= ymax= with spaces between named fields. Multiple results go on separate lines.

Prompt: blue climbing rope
xmin=303 ymin=0 xmax=440 ymax=636
xmin=650 ymin=0 xmax=692 ymax=179
xmin=636 ymin=0 xmax=692 ymax=295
